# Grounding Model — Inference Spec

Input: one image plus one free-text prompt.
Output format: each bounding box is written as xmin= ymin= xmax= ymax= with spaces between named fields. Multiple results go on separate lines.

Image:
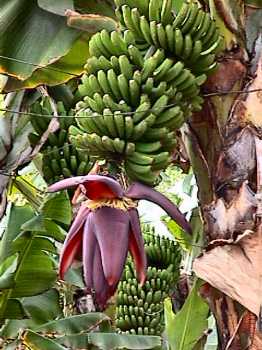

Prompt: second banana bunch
xmin=70 ymin=0 xmax=223 ymax=185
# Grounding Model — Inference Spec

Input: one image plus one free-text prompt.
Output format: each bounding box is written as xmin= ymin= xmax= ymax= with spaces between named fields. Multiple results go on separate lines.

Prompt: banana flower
xmin=48 ymin=175 xmax=191 ymax=309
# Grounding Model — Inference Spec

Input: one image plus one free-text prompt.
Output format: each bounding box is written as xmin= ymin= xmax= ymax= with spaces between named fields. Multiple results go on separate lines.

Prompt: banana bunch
xmin=28 ymin=98 xmax=93 ymax=184
xmin=115 ymin=0 xmax=221 ymax=75
xmin=70 ymin=0 xmax=222 ymax=185
xmin=116 ymin=224 xmax=181 ymax=335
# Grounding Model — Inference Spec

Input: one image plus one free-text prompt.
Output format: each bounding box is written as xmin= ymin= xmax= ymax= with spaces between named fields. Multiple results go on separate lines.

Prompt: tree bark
xmin=181 ymin=2 xmax=262 ymax=348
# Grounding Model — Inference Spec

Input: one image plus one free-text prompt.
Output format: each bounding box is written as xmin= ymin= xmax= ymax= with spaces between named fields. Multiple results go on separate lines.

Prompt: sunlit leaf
xmin=167 ymin=220 xmax=192 ymax=251
xmin=42 ymin=192 xmax=72 ymax=225
xmin=23 ymin=330 xmax=67 ymax=350
xmin=4 ymin=34 xmax=90 ymax=92
xmin=164 ymin=279 xmax=209 ymax=350
xmin=0 ymin=0 xmax=80 ymax=81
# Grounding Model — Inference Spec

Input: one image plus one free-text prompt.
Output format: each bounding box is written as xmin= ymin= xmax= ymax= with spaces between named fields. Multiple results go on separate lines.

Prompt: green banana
xmin=135 ymin=141 xmax=162 ymax=153
xmin=107 ymin=70 xmax=122 ymax=100
xmin=114 ymin=111 xmax=125 ymax=138
xmin=103 ymin=108 xmax=118 ymax=138
xmin=119 ymin=55 xmax=133 ymax=79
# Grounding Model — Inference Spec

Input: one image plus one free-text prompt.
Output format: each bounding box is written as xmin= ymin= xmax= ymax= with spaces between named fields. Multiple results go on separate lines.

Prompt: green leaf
xmin=0 ymin=290 xmax=62 ymax=336
xmin=23 ymin=289 xmax=63 ymax=324
xmin=0 ymin=205 xmax=34 ymax=264
xmin=12 ymin=177 xmax=42 ymax=211
xmin=21 ymin=215 xmax=66 ymax=242
xmin=4 ymin=299 xmax=28 ymax=320
xmin=35 ymin=313 xmax=110 ymax=334
xmin=65 ymin=266 xmax=85 ymax=288
xmin=0 ymin=254 xmax=18 ymax=289
xmin=167 ymin=220 xmax=192 ymax=251
xmin=4 ymin=33 xmax=90 ymax=92
xmin=13 ymin=236 xmax=57 ymax=255
xmin=38 ymin=0 xmax=74 ymax=15
xmin=23 ymin=330 xmax=67 ymax=350
xmin=11 ymin=252 xmax=56 ymax=298
xmin=88 ymin=333 xmax=162 ymax=350
xmin=56 ymin=334 xmax=90 ymax=349
xmin=164 ymin=279 xmax=209 ymax=350
xmin=42 ymin=192 xmax=72 ymax=225
xmin=245 ymin=0 xmax=262 ymax=7
xmin=43 ymin=220 xmax=67 ymax=242
xmin=0 ymin=0 xmax=80 ymax=81
xmin=0 ymin=205 xmax=58 ymax=319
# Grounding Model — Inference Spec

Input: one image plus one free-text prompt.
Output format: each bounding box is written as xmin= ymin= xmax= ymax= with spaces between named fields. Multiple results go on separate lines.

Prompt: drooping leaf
xmin=164 ymin=279 xmax=209 ymax=350
xmin=4 ymin=34 xmax=90 ymax=92
xmin=0 ymin=205 xmax=34 ymax=264
xmin=23 ymin=330 xmax=67 ymax=350
xmin=21 ymin=215 xmax=66 ymax=242
xmin=22 ymin=289 xmax=63 ymax=324
xmin=88 ymin=333 xmax=162 ymax=350
xmin=0 ymin=197 xmax=64 ymax=319
xmin=38 ymin=0 xmax=74 ymax=15
xmin=35 ymin=313 xmax=110 ymax=334
xmin=42 ymin=192 xmax=72 ymax=225
xmin=0 ymin=291 xmax=62 ymax=338
xmin=0 ymin=0 xmax=80 ymax=81
xmin=10 ymin=250 xmax=56 ymax=298
xmin=12 ymin=177 xmax=43 ymax=211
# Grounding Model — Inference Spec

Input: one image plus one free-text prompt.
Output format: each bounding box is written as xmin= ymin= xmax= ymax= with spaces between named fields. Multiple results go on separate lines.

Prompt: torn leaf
xmin=194 ymin=226 xmax=262 ymax=317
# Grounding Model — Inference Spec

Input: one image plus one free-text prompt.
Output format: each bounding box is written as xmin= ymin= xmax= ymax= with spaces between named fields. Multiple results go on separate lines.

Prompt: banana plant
xmin=47 ymin=174 xmax=191 ymax=309
xmin=0 ymin=0 xmax=116 ymax=92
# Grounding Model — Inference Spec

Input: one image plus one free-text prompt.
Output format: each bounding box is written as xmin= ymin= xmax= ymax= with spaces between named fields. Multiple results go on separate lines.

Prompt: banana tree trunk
xmin=181 ymin=2 xmax=262 ymax=349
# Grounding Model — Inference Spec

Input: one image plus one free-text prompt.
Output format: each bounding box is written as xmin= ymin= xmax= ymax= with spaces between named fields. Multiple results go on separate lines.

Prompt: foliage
xmin=0 ymin=191 xmax=71 ymax=323
xmin=0 ymin=0 xmax=236 ymax=347
xmin=0 ymin=0 xmax=116 ymax=91
xmin=164 ymin=279 xmax=209 ymax=350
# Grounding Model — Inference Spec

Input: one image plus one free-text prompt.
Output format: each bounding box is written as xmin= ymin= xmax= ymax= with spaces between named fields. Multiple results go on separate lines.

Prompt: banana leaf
xmin=0 ymin=193 xmax=71 ymax=320
xmin=164 ymin=279 xmax=209 ymax=350
xmin=0 ymin=0 xmax=116 ymax=91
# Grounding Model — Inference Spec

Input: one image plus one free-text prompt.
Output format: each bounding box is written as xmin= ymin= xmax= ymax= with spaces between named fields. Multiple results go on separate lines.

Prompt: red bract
xmin=48 ymin=175 xmax=191 ymax=309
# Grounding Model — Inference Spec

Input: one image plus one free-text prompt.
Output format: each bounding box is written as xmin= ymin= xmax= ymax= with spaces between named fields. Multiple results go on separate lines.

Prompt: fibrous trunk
xmin=182 ymin=2 xmax=262 ymax=348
